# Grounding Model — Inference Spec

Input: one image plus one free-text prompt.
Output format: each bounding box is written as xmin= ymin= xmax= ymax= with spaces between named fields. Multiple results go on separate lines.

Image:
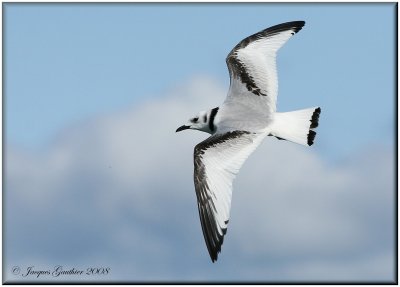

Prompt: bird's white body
xmin=176 ymin=21 xmax=321 ymax=262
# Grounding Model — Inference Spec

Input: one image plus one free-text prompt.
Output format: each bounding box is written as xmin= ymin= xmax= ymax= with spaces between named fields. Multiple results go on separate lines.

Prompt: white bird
xmin=176 ymin=21 xmax=320 ymax=262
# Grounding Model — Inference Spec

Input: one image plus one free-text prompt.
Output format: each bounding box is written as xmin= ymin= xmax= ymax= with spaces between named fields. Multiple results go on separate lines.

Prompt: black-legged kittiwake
xmin=176 ymin=21 xmax=321 ymax=262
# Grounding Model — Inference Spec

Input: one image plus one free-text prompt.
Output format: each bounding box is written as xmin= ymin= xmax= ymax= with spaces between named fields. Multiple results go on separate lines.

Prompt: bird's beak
xmin=176 ymin=125 xmax=190 ymax=132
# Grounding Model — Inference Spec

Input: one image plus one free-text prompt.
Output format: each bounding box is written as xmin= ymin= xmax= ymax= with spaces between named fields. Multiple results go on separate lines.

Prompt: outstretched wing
xmin=193 ymin=131 xmax=266 ymax=262
xmin=225 ymin=21 xmax=305 ymax=116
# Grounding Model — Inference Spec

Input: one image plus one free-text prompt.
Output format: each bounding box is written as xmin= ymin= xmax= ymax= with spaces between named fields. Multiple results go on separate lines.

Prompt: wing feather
xmin=193 ymin=131 xmax=266 ymax=261
xmin=225 ymin=21 xmax=305 ymax=116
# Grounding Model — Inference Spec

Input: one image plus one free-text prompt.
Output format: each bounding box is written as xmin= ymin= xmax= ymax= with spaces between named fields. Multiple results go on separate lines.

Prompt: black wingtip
xmin=205 ymin=228 xmax=226 ymax=263
xmin=291 ymin=20 xmax=306 ymax=33
xmin=266 ymin=20 xmax=306 ymax=35
xmin=209 ymin=247 xmax=219 ymax=263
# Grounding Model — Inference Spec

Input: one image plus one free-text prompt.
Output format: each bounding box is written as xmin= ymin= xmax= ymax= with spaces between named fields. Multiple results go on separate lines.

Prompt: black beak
xmin=176 ymin=125 xmax=190 ymax=132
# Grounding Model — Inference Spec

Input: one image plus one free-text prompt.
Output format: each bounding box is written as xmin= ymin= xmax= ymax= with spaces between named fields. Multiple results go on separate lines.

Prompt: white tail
xmin=270 ymin=107 xmax=321 ymax=146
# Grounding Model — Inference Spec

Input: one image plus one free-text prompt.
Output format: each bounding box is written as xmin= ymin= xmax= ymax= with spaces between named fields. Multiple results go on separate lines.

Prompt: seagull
xmin=176 ymin=21 xmax=320 ymax=262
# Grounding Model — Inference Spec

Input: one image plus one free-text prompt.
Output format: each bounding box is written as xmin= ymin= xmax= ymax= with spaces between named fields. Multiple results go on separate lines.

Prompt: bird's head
xmin=176 ymin=110 xmax=212 ymax=134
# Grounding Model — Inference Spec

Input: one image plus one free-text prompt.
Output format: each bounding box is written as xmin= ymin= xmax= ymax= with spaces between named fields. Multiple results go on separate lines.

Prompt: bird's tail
xmin=269 ymin=107 xmax=321 ymax=146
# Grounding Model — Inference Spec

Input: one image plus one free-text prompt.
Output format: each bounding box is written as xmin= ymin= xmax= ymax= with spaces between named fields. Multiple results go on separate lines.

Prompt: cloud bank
xmin=4 ymin=76 xmax=395 ymax=283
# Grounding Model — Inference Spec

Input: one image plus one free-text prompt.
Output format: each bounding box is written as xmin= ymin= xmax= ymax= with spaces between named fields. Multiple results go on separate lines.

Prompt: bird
xmin=176 ymin=21 xmax=320 ymax=262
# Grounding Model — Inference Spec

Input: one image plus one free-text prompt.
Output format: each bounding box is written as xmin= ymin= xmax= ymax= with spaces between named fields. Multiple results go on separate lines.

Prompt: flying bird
xmin=176 ymin=21 xmax=320 ymax=262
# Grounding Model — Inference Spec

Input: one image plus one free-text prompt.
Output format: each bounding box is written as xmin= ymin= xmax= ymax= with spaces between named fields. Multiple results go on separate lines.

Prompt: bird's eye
xmin=191 ymin=117 xmax=199 ymax=123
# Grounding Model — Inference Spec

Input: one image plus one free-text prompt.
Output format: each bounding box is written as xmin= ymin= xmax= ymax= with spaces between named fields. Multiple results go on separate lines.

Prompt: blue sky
xmin=5 ymin=3 xmax=395 ymax=160
xmin=4 ymin=3 xmax=396 ymax=283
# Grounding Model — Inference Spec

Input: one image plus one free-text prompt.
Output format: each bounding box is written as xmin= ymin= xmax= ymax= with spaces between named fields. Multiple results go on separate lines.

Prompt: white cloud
xmin=4 ymin=76 xmax=395 ymax=283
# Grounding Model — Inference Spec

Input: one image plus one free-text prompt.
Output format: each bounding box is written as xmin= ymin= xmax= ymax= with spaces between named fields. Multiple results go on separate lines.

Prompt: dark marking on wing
xmin=226 ymin=21 xmax=305 ymax=97
xmin=193 ymin=131 xmax=250 ymax=262
xmin=227 ymin=59 xmax=268 ymax=97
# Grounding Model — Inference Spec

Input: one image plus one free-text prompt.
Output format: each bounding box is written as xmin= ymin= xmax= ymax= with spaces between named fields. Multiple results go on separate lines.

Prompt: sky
xmin=3 ymin=2 xmax=396 ymax=284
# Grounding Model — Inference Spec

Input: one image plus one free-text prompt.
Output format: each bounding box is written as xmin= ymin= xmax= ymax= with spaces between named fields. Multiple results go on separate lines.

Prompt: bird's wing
xmin=225 ymin=21 xmax=305 ymax=117
xmin=193 ymin=130 xmax=266 ymax=261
